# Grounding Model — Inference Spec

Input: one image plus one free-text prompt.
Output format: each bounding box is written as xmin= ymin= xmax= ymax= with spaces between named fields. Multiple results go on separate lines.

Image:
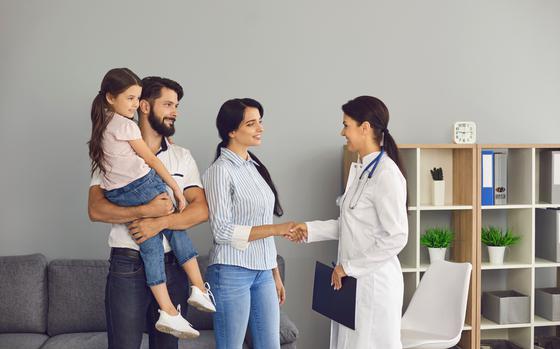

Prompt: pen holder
xmin=432 ymin=180 xmax=445 ymax=206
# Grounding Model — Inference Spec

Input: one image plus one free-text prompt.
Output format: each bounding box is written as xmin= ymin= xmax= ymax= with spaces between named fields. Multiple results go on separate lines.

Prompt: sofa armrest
xmin=279 ymin=311 xmax=299 ymax=344
xmin=244 ymin=311 xmax=299 ymax=347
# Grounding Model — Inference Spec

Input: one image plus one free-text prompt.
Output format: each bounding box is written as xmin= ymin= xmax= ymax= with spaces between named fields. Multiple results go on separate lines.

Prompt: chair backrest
xmin=401 ymin=260 xmax=471 ymax=337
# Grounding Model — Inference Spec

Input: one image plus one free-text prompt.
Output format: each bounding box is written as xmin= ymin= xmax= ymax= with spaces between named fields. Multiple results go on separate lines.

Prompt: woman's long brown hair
xmin=88 ymin=68 xmax=142 ymax=176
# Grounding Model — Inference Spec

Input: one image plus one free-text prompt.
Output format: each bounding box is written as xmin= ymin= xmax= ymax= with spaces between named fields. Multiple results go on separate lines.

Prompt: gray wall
xmin=1 ymin=1 xmax=559 ymax=348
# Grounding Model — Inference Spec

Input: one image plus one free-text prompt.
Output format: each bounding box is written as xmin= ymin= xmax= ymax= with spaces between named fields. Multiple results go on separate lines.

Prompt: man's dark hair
xmin=140 ymin=76 xmax=183 ymax=101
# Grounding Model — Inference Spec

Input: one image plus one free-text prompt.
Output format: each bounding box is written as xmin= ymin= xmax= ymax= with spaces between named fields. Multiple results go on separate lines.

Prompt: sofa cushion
xmin=279 ymin=311 xmax=299 ymax=343
xmin=0 ymin=333 xmax=48 ymax=349
xmin=47 ymin=259 xmax=108 ymax=336
xmin=41 ymin=332 xmax=151 ymax=349
xmin=0 ymin=254 xmax=48 ymax=333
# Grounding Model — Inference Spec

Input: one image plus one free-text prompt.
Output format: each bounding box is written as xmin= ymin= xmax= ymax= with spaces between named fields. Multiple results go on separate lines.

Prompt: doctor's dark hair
xmin=214 ymin=98 xmax=284 ymax=217
xmin=342 ymin=96 xmax=408 ymax=205
xmin=88 ymin=68 xmax=142 ymax=176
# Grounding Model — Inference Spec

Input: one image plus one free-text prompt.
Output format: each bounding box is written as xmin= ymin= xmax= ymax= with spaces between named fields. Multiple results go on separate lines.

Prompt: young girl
xmin=88 ymin=68 xmax=215 ymax=339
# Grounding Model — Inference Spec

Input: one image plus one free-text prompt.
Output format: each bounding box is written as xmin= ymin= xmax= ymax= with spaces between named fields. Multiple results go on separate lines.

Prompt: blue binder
xmin=481 ymin=150 xmax=495 ymax=206
xmin=312 ymin=261 xmax=357 ymax=329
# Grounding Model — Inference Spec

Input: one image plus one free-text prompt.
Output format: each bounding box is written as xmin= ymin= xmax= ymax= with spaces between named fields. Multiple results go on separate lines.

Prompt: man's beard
xmin=148 ymin=110 xmax=175 ymax=137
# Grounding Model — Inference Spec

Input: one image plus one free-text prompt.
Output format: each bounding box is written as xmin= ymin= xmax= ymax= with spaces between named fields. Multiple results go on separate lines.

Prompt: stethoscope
xmin=347 ymin=148 xmax=384 ymax=209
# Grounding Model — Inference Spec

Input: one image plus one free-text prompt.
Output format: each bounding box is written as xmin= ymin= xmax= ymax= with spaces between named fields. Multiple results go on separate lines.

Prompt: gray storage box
xmin=482 ymin=290 xmax=530 ymax=324
xmin=536 ymin=208 xmax=560 ymax=262
xmin=539 ymin=150 xmax=560 ymax=204
xmin=535 ymin=287 xmax=560 ymax=321
xmin=480 ymin=339 xmax=523 ymax=349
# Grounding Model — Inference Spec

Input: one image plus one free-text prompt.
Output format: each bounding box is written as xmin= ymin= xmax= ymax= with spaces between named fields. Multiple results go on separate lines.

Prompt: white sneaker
xmin=155 ymin=305 xmax=200 ymax=339
xmin=187 ymin=282 xmax=216 ymax=313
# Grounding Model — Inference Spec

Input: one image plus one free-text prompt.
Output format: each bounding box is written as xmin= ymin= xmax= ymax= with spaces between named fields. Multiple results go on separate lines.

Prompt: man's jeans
xmin=104 ymin=169 xmax=198 ymax=286
xmin=105 ymin=252 xmax=189 ymax=349
xmin=206 ymin=264 xmax=280 ymax=349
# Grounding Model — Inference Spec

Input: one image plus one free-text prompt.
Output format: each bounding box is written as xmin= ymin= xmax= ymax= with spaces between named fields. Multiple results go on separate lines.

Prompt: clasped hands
xmin=274 ymin=221 xmax=348 ymax=290
xmin=274 ymin=221 xmax=307 ymax=243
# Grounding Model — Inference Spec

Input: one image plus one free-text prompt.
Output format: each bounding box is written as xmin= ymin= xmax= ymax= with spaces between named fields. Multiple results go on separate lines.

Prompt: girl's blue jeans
xmin=104 ymin=169 xmax=197 ymax=286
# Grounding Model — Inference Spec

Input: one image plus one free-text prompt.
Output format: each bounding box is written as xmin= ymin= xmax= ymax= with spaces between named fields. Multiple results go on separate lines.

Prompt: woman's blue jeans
xmin=206 ymin=264 xmax=280 ymax=349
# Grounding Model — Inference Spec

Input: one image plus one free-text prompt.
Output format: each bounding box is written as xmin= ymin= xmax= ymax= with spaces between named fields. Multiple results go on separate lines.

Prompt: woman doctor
xmin=290 ymin=95 xmax=408 ymax=349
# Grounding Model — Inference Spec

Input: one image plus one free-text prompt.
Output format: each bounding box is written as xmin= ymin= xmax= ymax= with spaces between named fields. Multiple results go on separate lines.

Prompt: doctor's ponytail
xmin=342 ymin=96 xmax=408 ymax=208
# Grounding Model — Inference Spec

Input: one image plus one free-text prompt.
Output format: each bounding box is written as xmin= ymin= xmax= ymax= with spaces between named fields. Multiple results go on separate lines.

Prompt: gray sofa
xmin=0 ymin=253 xmax=298 ymax=349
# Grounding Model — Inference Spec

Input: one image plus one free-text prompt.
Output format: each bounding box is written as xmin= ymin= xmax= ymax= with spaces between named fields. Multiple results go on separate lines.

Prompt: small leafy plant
xmin=481 ymin=226 xmax=521 ymax=246
xmin=420 ymin=228 xmax=454 ymax=248
xmin=430 ymin=167 xmax=443 ymax=181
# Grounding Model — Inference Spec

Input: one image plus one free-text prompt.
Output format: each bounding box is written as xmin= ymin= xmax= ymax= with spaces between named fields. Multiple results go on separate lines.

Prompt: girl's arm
xmin=128 ymin=139 xmax=186 ymax=211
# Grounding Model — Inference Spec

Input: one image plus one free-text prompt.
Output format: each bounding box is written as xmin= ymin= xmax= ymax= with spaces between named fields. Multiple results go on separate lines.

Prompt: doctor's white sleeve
xmin=341 ymin=171 xmax=408 ymax=278
xmin=202 ymin=165 xmax=251 ymax=251
xmin=306 ymin=219 xmax=340 ymax=242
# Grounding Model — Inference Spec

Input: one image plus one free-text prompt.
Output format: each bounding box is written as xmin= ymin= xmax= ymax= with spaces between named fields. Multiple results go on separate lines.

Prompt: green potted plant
xmin=420 ymin=227 xmax=454 ymax=263
xmin=481 ymin=226 xmax=521 ymax=264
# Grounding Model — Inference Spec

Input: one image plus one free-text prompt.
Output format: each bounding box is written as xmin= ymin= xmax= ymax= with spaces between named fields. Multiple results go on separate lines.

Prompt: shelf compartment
xmin=481 ymin=268 xmax=533 ymax=330
xmin=419 ymin=148 xmax=474 ymax=207
xmin=480 ymin=208 xmax=533 ymax=265
xmin=480 ymin=327 xmax=532 ymax=349
xmin=419 ymin=210 xmax=474 ymax=265
xmin=535 ymin=147 xmax=560 ymax=205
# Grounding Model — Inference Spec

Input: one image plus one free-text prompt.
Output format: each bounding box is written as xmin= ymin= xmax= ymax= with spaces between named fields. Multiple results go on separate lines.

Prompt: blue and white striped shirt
xmin=202 ymin=147 xmax=278 ymax=270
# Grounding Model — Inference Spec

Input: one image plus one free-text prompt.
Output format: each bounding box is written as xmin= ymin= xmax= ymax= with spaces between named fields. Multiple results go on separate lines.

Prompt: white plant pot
xmin=488 ymin=246 xmax=506 ymax=264
xmin=428 ymin=247 xmax=447 ymax=263
xmin=432 ymin=180 xmax=445 ymax=206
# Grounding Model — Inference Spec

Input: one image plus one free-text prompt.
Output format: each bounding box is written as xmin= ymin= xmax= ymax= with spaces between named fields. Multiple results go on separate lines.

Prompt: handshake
xmin=274 ymin=222 xmax=308 ymax=243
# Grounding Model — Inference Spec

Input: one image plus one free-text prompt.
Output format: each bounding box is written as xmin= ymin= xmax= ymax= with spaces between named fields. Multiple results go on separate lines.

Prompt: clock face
xmin=453 ymin=121 xmax=476 ymax=144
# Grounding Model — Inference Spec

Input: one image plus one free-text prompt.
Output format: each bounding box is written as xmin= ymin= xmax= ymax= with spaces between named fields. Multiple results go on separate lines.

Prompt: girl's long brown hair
xmin=88 ymin=68 xmax=142 ymax=176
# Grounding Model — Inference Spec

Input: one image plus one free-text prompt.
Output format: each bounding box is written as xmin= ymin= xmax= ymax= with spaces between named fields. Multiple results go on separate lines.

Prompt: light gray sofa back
xmin=0 ymin=253 xmax=287 ymax=335
xmin=47 ymin=259 xmax=108 ymax=336
xmin=0 ymin=254 xmax=48 ymax=333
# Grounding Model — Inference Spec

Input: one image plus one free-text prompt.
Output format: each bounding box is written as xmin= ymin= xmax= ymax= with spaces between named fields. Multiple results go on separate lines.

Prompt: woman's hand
xmin=331 ymin=264 xmax=347 ymax=291
xmin=128 ymin=217 xmax=166 ymax=244
xmin=273 ymin=270 xmax=286 ymax=305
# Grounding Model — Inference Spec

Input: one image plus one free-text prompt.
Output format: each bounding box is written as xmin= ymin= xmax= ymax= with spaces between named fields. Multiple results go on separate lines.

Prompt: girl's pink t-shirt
xmin=100 ymin=114 xmax=150 ymax=190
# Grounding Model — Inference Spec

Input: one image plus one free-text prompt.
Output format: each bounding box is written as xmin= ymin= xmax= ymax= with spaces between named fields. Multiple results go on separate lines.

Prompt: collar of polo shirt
xmin=156 ymin=137 xmax=170 ymax=156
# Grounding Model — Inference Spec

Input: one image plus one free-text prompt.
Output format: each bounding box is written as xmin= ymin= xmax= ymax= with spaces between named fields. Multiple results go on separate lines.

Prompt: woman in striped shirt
xmin=202 ymin=98 xmax=293 ymax=349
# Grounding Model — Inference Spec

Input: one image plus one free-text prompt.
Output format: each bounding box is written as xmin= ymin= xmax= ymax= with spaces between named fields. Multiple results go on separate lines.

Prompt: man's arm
xmin=127 ymin=186 xmax=209 ymax=243
xmin=157 ymin=186 xmax=209 ymax=230
xmin=88 ymin=185 xmax=174 ymax=224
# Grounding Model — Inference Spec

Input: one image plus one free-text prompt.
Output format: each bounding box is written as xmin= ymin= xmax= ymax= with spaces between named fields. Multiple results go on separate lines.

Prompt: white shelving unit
xmin=343 ymin=144 xmax=477 ymax=349
xmin=478 ymin=145 xmax=560 ymax=349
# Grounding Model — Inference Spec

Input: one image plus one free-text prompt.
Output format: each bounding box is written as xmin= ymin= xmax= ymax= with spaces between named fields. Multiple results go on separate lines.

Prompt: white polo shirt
xmin=90 ymin=138 xmax=203 ymax=252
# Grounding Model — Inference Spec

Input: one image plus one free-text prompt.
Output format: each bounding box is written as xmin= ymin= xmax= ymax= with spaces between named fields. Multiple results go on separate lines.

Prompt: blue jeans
xmin=104 ymin=169 xmax=197 ymax=286
xmin=105 ymin=252 xmax=189 ymax=349
xmin=206 ymin=264 xmax=280 ymax=349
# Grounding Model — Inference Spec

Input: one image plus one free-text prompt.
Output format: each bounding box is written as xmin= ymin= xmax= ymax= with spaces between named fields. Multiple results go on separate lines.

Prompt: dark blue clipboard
xmin=311 ymin=261 xmax=357 ymax=330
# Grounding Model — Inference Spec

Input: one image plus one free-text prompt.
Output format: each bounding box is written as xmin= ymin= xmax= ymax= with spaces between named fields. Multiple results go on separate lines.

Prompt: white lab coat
xmin=307 ymin=151 xmax=408 ymax=349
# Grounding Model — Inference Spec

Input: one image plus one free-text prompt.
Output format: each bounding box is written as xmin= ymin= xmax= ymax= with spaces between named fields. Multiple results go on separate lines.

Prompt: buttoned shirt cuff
xmin=231 ymin=225 xmax=252 ymax=251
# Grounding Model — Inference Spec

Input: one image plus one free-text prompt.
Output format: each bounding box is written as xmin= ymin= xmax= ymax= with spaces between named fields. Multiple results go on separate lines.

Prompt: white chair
xmin=401 ymin=260 xmax=472 ymax=349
